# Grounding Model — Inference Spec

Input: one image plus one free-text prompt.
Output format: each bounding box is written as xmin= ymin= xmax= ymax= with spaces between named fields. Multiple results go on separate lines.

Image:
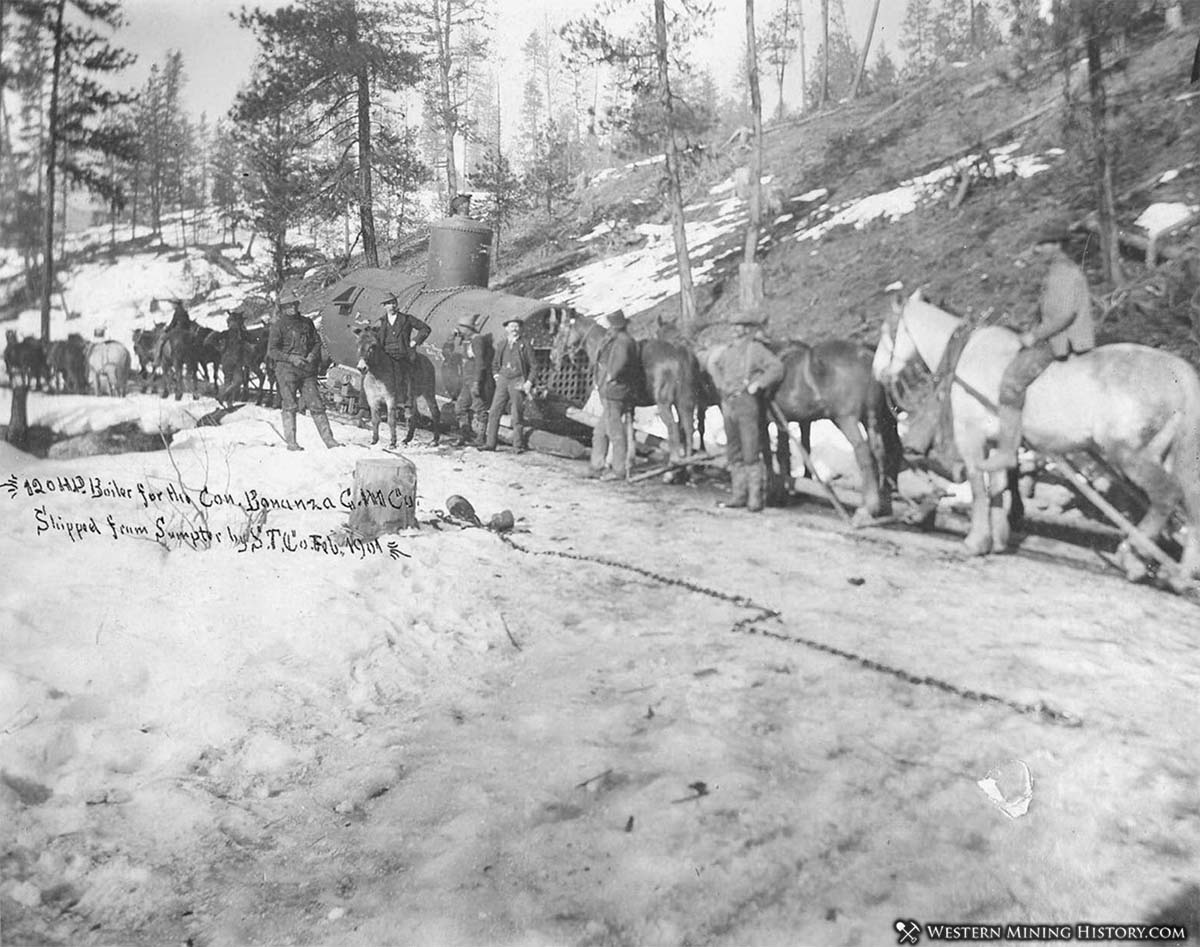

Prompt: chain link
xmin=496 ymin=532 xmax=1083 ymax=728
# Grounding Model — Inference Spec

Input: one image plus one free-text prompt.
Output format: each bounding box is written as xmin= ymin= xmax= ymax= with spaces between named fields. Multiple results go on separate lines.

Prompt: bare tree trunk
xmin=741 ymin=0 xmax=764 ymax=313
xmin=437 ymin=0 xmax=458 ymax=200
xmin=1086 ymin=30 xmax=1122 ymax=286
xmin=797 ymin=0 xmax=806 ymax=114
xmin=851 ymin=0 xmax=882 ymax=99
xmin=820 ymin=0 xmax=830 ymax=108
xmin=654 ymin=0 xmax=696 ymax=327
xmin=356 ymin=66 xmax=379 ymax=266
xmin=40 ymin=0 xmax=66 ymax=344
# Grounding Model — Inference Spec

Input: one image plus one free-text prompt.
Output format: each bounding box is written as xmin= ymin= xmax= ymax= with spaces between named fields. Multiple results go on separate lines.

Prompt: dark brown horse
xmin=769 ymin=338 xmax=901 ymax=524
xmin=355 ymin=326 xmax=441 ymax=448
xmin=4 ymin=330 xmax=48 ymax=390
xmin=550 ymin=313 xmax=704 ymax=461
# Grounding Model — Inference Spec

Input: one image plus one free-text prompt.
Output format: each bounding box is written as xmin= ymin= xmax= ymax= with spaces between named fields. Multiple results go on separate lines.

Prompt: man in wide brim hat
xmin=979 ymin=215 xmax=1095 ymax=472
xmin=452 ymin=312 xmax=495 ymax=447
xmin=483 ymin=315 xmax=538 ymax=451
xmin=708 ymin=310 xmax=784 ymax=512
xmin=588 ymin=308 xmax=640 ymax=481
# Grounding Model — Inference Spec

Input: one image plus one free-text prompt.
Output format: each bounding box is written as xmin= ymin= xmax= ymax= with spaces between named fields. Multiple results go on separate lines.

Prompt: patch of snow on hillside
xmin=795 ymin=145 xmax=1056 ymax=242
xmin=1135 ymin=202 xmax=1199 ymax=236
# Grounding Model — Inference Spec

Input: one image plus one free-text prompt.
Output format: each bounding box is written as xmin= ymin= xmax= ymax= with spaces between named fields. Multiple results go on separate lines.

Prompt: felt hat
xmin=607 ymin=310 xmax=628 ymax=328
xmin=503 ymin=316 xmax=523 ymax=328
xmin=457 ymin=313 xmax=483 ymax=332
xmin=1032 ymin=218 xmax=1072 ymax=246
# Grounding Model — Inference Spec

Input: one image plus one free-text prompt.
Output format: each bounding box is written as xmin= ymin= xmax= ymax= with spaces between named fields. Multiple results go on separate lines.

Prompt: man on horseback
xmin=453 ymin=313 xmax=494 ymax=447
xmin=710 ymin=314 xmax=784 ymax=512
xmin=483 ymin=317 xmax=539 ymax=452
xmin=267 ymin=288 xmax=340 ymax=451
xmin=153 ymin=301 xmax=193 ymax=367
xmin=980 ymin=221 xmax=1096 ymax=472
xmin=588 ymin=310 xmax=641 ymax=481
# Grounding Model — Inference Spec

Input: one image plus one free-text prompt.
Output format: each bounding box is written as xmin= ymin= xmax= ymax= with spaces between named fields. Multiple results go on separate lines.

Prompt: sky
xmin=115 ymin=0 xmax=906 ymax=127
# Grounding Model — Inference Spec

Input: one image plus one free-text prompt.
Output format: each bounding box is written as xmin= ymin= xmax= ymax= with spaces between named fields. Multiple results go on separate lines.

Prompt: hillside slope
xmin=495 ymin=22 xmax=1200 ymax=364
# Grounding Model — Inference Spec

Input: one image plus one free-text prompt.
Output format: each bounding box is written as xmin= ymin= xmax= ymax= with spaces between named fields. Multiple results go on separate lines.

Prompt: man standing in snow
xmin=482 ymin=317 xmax=538 ymax=453
xmin=588 ymin=310 xmax=641 ymax=481
xmin=979 ymin=221 xmax=1096 ymax=472
xmin=267 ymin=288 xmax=340 ymax=451
xmin=453 ymin=313 xmax=494 ymax=447
xmin=378 ymin=293 xmax=432 ymax=399
xmin=709 ymin=314 xmax=784 ymax=512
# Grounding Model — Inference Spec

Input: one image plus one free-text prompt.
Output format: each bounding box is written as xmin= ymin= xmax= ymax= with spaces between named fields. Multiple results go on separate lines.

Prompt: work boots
xmin=747 ymin=461 xmax=766 ymax=513
xmin=726 ymin=463 xmax=749 ymax=508
xmin=979 ymin=404 xmax=1022 ymax=472
xmin=312 ymin=412 xmax=342 ymax=449
xmin=282 ymin=410 xmax=303 ymax=451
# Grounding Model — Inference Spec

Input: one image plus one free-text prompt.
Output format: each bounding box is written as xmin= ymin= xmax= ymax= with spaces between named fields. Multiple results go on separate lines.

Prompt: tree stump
xmin=739 ymin=261 xmax=764 ymax=313
xmin=347 ymin=456 xmax=418 ymax=538
xmin=7 ymin=386 xmax=29 ymax=450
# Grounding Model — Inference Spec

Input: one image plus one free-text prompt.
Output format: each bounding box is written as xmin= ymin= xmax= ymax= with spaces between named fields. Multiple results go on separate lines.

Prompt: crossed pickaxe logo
xmin=895 ymin=919 xmax=922 ymax=945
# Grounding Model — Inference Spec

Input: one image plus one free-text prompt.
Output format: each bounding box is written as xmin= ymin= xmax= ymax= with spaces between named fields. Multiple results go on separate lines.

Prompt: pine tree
xmin=402 ymin=0 xmax=489 ymax=207
xmin=10 ymin=0 xmax=134 ymax=341
xmin=562 ymin=0 xmax=713 ymax=326
xmin=211 ymin=119 xmax=246 ymax=245
xmin=237 ymin=0 xmax=422 ymax=267
xmin=471 ymin=145 xmax=521 ymax=261
xmin=899 ymin=0 xmax=938 ymax=79
xmin=760 ymin=0 xmax=799 ymax=120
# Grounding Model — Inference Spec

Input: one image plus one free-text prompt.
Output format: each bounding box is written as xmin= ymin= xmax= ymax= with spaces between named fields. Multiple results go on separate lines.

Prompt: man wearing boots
xmin=710 ymin=314 xmax=784 ymax=512
xmin=483 ymin=317 xmax=538 ymax=452
xmin=979 ymin=221 xmax=1095 ymax=471
xmin=378 ymin=293 xmax=432 ymax=398
xmin=588 ymin=310 xmax=641 ymax=481
xmin=453 ymin=313 xmax=494 ymax=447
xmin=267 ymin=288 xmax=340 ymax=451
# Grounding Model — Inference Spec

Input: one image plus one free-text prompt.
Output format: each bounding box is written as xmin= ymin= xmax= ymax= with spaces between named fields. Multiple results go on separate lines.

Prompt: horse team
xmin=4 ymin=330 xmax=132 ymax=397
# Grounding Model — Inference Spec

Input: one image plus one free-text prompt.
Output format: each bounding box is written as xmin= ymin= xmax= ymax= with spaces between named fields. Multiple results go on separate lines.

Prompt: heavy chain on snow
xmin=496 ymin=532 xmax=1082 ymax=728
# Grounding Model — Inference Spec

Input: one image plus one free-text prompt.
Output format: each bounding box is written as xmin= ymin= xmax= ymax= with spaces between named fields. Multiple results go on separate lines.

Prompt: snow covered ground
xmin=3 ymin=146 xmax=1199 ymax=945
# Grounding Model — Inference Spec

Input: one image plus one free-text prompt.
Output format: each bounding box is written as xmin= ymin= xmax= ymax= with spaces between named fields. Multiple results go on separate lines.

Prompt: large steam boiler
xmin=311 ymin=217 xmax=593 ymax=423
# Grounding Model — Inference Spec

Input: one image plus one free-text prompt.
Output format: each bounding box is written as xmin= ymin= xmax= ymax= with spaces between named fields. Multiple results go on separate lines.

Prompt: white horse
xmin=873 ymin=289 xmax=1200 ymax=583
xmin=87 ymin=340 xmax=132 ymax=397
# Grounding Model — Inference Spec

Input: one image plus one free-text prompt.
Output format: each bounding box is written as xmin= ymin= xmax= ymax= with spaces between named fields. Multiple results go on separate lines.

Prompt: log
xmin=347 ymin=456 xmax=418 ymax=538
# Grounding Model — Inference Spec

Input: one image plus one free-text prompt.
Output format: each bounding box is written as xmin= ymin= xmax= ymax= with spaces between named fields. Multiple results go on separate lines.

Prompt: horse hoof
xmin=963 ymin=535 xmax=992 ymax=556
xmin=1116 ymin=542 xmax=1149 ymax=583
xmin=850 ymin=507 xmax=874 ymax=529
xmin=370 ymin=436 xmax=379 ymax=445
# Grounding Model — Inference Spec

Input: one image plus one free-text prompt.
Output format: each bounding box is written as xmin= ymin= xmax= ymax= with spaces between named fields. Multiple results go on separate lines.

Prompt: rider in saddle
xmin=452 ymin=313 xmax=495 ymax=448
xmin=710 ymin=313 xmax=785 ymax=513
xmin=153 ymin=301 xmax=193 ymax=365
xmin=979 ymin=220 xmax=1096 ymax=471
xmin=267 ymin=287 xmax=340 ymax=451
xmin=587 ymin=309 xmax=641 ymax=481
xmin=378 ymin=292 xmax=432 ymax=397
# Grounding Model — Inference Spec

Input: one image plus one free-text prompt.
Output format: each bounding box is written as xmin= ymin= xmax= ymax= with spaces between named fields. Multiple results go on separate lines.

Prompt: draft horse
xmin=873 ymin=289 xmax=1200 ymax=583
xmin=550 ymin=312 xmax=703 ymax=461
xmin=771 ymin=338 xmax=901 ymax=525
xmin=355 ymin=325 xmax=441 ymax=448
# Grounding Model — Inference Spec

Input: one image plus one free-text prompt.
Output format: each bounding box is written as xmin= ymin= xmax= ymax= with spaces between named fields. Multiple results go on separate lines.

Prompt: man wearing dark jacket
xmin=709 ymin=314 xmax=785 ymax=512
xmin=267 ymin=288 xmax=340 ymax=450
xmin=378 ymin=293 xmax=432 ymax=400
xmin=453 ymin=313 xmax=495 ymax=447
xmin=588 ymin=310 xmax=642 ymax=480
xmin=153 ymin=300 xmax=193 ymax=366
xmin=482 ymin=317 xmax=538 ymax=452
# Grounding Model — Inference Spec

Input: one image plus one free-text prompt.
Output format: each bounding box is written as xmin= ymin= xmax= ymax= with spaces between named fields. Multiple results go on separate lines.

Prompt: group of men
xmin=261 ymin=215 xmax=1095 ymax=505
